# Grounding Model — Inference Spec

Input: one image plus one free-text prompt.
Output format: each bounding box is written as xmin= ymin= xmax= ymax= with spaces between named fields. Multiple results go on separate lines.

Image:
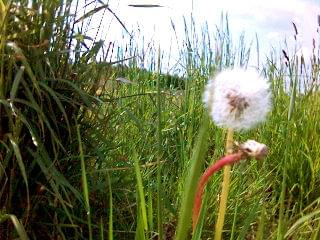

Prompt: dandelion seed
xmin=203 ymin=68 xmax=271 ymax=130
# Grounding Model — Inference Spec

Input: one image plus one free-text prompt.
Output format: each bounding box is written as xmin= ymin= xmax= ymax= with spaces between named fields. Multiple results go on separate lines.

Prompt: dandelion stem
xmin=192 ymin=139 xmax=268 ymax=232
xmin=192 ymin=151 xmax=245 ymax=230
xmin=214 ymin=128 xmax=234 ymax=240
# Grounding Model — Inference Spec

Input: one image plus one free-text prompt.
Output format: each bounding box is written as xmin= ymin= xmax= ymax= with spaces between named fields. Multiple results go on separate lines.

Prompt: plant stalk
xmin=156 ymin=45 xmax=164 ymax=239
xmin=214 ymin=129 xmax=234 ymax=240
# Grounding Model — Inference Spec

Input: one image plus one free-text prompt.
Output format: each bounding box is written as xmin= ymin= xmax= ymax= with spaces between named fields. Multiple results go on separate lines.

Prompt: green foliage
xmin=1 ymin=1 xmax=320 ymax=239
xmin=0 ymin=0 xmax=114 ymax=238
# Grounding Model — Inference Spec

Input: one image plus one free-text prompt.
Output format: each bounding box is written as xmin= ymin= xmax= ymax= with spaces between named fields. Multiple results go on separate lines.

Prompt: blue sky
xmin=77 ymin=0 xmax=320 ymax=70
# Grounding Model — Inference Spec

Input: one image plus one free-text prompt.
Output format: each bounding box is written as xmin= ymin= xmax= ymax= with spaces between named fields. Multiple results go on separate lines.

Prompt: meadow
xmin=0 ymin=1 xmax=320 ymax=239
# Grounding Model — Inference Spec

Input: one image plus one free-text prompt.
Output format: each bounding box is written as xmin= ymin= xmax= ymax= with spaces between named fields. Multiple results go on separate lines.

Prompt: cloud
xmin=77 ymin=0 xmax=320 ymax=67
xmin=189 ymin=0 xmax=319 ymax=58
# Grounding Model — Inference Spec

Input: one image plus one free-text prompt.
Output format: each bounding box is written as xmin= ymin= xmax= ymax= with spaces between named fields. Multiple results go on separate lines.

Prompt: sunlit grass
xmin=1 ymin=1 xmax=320 ymax=239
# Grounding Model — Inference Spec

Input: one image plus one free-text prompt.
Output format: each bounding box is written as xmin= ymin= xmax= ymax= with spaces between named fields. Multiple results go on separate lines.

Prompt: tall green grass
xmin=0 ymin=0 xmax=124 ymax=238
xmin=1 ymin=1 xmax=320 ymax=239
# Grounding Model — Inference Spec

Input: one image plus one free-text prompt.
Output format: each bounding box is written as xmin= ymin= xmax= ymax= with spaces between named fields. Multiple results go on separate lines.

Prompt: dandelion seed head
xmin=203 ymin=68 xmax=271 ymax=130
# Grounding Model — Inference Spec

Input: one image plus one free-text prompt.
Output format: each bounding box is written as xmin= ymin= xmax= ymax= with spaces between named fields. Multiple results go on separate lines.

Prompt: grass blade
xmin=147 ymin=187 xmax=154 ymax=233
xmin=237 ymin=201 xmax=259 ymax=240
xmin=0 ymin=214 xmax=29 ymax=240
xmin=77 ymin=124 xmax=92 ymax=240
xmin=175 ymin=116 xmax=210 ymax=240
xmin=191 ymin=191 xmax=208 ymax=240
xmin=255 ymin=205 xmax=266 ymax=240
xmin=135 ymin=207 xmax=146 ymax=240
xmin=75 ymin=4 xmax=109 ymax=24
xmin=133 ymin=151 xmax=148 ymax=232
xmin=8 ymin=135 xmax=30 ymax=222
xmin=156 ymin=45 xmax=164 ymax=239
xmin=10 ymin=66 xmax=25 ymax=99
xmin=107 ymin=173 xmax=113 ymax=240
xmin=285 ymin=209 xmax=320 ymax=238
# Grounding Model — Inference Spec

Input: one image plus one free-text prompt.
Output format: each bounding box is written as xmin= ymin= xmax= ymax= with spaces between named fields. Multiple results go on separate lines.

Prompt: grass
xmin=0 ymin=1 xmax=320 ymax=239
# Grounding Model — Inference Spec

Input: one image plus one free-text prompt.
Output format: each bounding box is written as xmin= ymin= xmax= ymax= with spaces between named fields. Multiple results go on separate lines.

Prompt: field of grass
xmin=0 ymin=1 xmax=320 ymax=239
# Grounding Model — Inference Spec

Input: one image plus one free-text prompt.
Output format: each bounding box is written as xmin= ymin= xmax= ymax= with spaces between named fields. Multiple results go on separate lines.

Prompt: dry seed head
xmin=226 ymin=90 xmax=249 ymax=118
xmin=203 ymin=68 xmax=271 ymax=130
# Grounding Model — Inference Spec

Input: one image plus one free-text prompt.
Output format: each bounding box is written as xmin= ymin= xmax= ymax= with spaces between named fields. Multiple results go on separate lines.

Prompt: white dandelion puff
xmin=203 ymin=68 xmax=271 ymax=130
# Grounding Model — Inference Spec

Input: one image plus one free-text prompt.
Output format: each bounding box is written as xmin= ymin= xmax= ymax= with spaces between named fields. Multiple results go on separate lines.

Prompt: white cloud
xmin=77 ymin=0 xmax=320 ymax=68
xmin=190 ymin=0 xmax=320 ymax=58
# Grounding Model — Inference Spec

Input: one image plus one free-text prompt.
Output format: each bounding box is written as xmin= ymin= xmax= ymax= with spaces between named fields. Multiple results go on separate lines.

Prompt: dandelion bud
xmin=203 ymin=68 xmax=271 ymax=130
xmin=239 ymin=139 xmax=268 ymax=160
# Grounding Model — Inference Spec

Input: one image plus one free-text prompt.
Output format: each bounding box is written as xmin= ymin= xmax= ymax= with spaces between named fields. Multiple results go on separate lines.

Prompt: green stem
xmin=156 ymin=45 xmax=164 ymax=239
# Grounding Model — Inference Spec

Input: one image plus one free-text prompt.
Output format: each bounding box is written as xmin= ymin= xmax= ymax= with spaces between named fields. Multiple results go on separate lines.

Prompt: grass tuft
xmin=1 ymin=2 xmax=319 ymax=239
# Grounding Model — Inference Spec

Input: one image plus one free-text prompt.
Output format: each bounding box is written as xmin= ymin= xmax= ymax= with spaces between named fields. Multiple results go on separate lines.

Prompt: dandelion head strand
xmin=203 ymin=68 xmax=271 ymax=131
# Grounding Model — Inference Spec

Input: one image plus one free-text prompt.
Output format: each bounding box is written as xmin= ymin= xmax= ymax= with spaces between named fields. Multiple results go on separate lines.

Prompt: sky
xmin=76 ymin=0 xmax=320 ymax=71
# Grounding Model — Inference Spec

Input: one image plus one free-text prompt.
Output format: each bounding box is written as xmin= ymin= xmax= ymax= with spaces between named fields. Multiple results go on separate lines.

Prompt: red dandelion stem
xmin=192 ymin=151 xmax=247 ymax=230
